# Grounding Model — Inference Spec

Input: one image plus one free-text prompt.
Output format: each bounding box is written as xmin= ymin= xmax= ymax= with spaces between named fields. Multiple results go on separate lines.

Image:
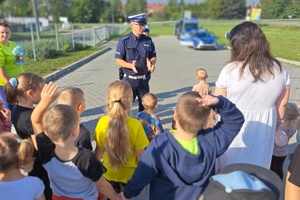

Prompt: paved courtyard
xmin=46 ymin=36 xmax=300 ymax=199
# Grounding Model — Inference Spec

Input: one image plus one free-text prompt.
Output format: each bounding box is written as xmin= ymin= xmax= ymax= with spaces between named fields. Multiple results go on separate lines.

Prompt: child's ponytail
xmin=4 ymin=78 xmax=19 ymax=104
xmin=105 ymin=81 xmax=133 ymax=170
xmin=0 ymin=132 xmax=34 ymax=172
xmin=17 ymin=138 xmax=35 ymax=172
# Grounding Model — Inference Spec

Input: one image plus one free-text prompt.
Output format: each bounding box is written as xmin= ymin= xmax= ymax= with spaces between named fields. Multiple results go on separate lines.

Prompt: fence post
xmin=93 ymin=27 xmax=96 ymax=46
xmin=55 ymin=24 xmax=59 ymax=50
xmin=30 ymin=23 xmax=37 ymax=62
xmin=71 ymin=24 xmax=75 ymax=51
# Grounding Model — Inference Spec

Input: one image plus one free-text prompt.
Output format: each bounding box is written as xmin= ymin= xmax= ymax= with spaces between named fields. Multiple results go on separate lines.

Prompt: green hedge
xmin=22 ymin=39 xmax=89 ymax=61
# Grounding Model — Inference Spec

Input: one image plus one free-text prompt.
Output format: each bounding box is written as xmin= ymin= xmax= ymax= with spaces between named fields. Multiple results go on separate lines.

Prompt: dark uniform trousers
xmin=123 ymin=76 xmax=150 ymax=111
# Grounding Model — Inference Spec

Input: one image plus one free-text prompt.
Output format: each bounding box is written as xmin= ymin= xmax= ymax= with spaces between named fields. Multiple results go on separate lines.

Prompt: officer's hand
xmin=150 ymin=65 xmax=155 ymax=73
xmin=146 ymin=58 xmax=152 ymax=71
xmin=131 ymin=60 xmax=138 ymax=73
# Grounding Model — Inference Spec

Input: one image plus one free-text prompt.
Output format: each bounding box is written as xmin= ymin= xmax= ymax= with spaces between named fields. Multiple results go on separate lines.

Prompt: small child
xmin=122 ymin=92 xmax=244 ymax=200
xmin=94 ymin=80 xmax=149 ymax=194
xmin=271 ymin=101 xmax=300 ymax=180
xmin=31 ymin=82 xmax=121 ymax=200
xmin=0 ymin=99 xmax=12 ymax=133
xmin=57 ymin=87 xmax=93 ymax=150
xmin=4 ymin=72 xmax=52 ymax=200
xmin=0 ymin=132 xmax=45 ymax=200
xmin=192 ymin=68 xmax=211 ymax=95
xmin=136 ymin=93 xmax=164 ymax=142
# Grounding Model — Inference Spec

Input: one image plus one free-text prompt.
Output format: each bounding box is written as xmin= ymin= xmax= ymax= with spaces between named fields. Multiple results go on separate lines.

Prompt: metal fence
xmin=24 ymin=23 xmax=129 ymax=61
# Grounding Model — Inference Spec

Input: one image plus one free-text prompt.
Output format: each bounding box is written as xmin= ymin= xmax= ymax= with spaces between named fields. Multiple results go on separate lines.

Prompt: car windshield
xmin=196 ymin=32 xmax=211 ymax=37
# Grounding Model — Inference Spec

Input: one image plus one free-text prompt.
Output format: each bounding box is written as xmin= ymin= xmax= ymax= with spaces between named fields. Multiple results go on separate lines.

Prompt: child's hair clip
xmin=17 ymin=138 xmax=22 ymax=144
xmin=9 ymin=78 xmax=18 ymax=88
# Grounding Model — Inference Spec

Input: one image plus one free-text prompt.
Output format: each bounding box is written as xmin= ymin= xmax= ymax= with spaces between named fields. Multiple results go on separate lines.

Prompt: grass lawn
xmin=23 ymin=46 xmax=104 ymax=77
xmin=149 ymin=20 xmax=300 ymax=62
xmin=14 ymin=20 xmax=300 ymax=77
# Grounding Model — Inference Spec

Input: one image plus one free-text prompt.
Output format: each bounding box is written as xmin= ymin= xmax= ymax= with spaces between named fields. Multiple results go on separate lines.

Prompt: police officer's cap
xmin=143 ymin=25 xmax=150 ymax=32
xmin=128 ymin=13 xmax=147 ymax=25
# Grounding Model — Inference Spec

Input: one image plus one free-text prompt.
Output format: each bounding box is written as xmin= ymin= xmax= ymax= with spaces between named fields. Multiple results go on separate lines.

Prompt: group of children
xmin=0 ymin=68 xmax=299 ymax=200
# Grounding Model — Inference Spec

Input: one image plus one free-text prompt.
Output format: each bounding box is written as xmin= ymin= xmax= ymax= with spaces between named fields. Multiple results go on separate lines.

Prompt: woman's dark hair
xmin=0 ymin=19 xmax=10 ymax=28
xmin=229 ymin=21 xmax=282 ymax=82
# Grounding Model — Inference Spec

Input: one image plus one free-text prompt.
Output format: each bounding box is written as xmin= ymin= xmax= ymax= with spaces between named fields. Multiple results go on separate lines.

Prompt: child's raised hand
xmin=197 ymin=93 xmax=219 ymax=107
xmin=41 ymin=82 xmax=59 ymax=105
xmin=0 ymin=108 xmax=11 ymax=121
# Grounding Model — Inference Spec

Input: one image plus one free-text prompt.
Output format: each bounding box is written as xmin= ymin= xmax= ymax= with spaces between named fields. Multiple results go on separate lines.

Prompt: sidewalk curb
xmin=277 ymin=57 xmax=300 ymax=67
xmin=44 ymin=47 xmax=112 ymax=82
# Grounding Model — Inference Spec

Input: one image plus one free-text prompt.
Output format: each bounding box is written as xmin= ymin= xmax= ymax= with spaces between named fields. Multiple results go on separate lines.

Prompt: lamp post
xmin=111 ymin=0 xmax=115 ymax=23
xmin=32 ymin=0 xmax=41 ymax=40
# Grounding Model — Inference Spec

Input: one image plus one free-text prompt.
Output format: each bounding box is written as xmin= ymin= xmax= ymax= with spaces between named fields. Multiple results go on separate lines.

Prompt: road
xmin=50 ymin=36 xmax=300 ymax=199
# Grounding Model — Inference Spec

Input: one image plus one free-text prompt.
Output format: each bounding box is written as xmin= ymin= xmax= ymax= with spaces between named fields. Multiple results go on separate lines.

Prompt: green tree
xmin=202 ymin=0 xmax=222 ymax=19
xmin=69 ymin=0 xmax=102 ymax=23
xmin=1 ymin=0 xmax=33 ymax=16
xmin=281 ymin=0 xmax=300 ymax=18
xmin=260 ymin=0 xmax=289 ymax=19
xmin=126 ymin=0 xmax=147 ymax=18
xmin=38 ymin=0 xmax=71 ymax=22
xmin=219 ymin=0 xmax=247 ymax=19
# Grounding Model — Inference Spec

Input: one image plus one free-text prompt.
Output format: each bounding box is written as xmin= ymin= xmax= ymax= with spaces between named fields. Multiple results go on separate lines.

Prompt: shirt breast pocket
xmin=143 ymin=45 xmax=150 ymax=58
xmin=126 ymin=48 xmax=136 ymax=60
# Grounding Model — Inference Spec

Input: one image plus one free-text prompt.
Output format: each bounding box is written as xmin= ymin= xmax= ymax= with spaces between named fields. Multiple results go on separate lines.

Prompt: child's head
xmin=43 ymin=104 xmax=79 ymax=142
xmin=4 ymin=72 xmax=45 ymax=104
xmin=0 ymin=132 xmax=34 ymax=173
xmin=174 ymin=91 xmax=211 ymax=133
xmin=105 ymin=80 xmax=133 ymax=170
xmin=142 ymin=93 xmax=158 ymax=111
xmin=106 ymin=80 xmax=133 ymax=117
xmin=57 ymin=87 xmax=86 ymax=116
xmin=196 ymin=68 xmax=208 ymax=81
xmin=285 ymin=102 xmax=299 ymax=121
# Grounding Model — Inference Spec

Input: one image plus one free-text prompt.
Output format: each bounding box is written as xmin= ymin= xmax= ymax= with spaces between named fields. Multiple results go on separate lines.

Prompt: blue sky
xmin=145 ymin=0 xmax=259 ymax=3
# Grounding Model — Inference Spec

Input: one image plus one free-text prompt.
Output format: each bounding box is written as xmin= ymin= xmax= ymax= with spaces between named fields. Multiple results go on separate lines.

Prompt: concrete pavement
xmin=45 ymin=36 xmax=300 ymax=199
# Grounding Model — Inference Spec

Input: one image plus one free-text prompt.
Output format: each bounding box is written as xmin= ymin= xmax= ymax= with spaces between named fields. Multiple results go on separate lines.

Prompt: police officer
xmin=115 ymin=13 xmax=156 ymax=112
xmin=143 ymin=25 xmax=150 ymax=36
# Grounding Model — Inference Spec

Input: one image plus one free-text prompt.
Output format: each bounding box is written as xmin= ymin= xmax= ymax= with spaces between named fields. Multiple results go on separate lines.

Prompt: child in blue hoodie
xmin=122 ymin=92 xmax=244 ymax=200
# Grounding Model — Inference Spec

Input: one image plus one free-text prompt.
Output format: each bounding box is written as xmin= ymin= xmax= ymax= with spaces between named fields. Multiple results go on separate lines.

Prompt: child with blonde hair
xmin=192 ymin=68 xmax=211 ymax=95
xmin=57 ymin=87 xmax=93 ymax=150
xmin=4 ymin=72 xmax=52 ymax=199
xmin=31 ymin=82 xmax=121 ymax=200
xmin=136 ymin=93 xmax=164 ymax=142
xmin=271 ymin=101 xmax=300 ymax=179
xmin=0 ymin=132 xmax=45 ymax=200
xmin=94 ymin=80 xmax=149 ymax=194
xmin=121 ymin=92 xmax=244 ymax=200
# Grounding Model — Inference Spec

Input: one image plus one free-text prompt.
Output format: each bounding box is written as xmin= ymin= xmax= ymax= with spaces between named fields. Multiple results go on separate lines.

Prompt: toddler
xmin=271 ymin=101 xmax=300 ymax=179
xmin=0 ymin=132 xmax=45 ymax=200
xmin=136 ymin=93 xmax=164 ymax=142
xmin=94 ymin=80 xmax=149 ymax=194
xmin=57 ymin=87 xmax=93 ymax=150
xmin=192 ymin=68 xmax=211 ymax=95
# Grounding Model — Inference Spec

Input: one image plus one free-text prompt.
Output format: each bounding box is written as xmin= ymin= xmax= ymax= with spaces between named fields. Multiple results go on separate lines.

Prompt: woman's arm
xmin=285 ymin=171 xmax=300 ymax=200
xmin=213 ymin=86 xmax=227 ymax=97
xmin=276 ymin=88 xmax=290 ymax=122
xmin=0 ymin=67 xmax=9 ymax=84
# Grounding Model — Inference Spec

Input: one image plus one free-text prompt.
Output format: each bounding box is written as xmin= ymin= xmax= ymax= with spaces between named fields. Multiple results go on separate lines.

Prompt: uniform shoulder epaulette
xmin=121 ymin=35 xmax=130 ymax=41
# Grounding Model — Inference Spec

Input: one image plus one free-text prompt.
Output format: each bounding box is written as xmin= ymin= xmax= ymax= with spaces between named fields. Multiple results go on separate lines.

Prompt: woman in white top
xmin=214 ymin=21 xmax=290 ymax=170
